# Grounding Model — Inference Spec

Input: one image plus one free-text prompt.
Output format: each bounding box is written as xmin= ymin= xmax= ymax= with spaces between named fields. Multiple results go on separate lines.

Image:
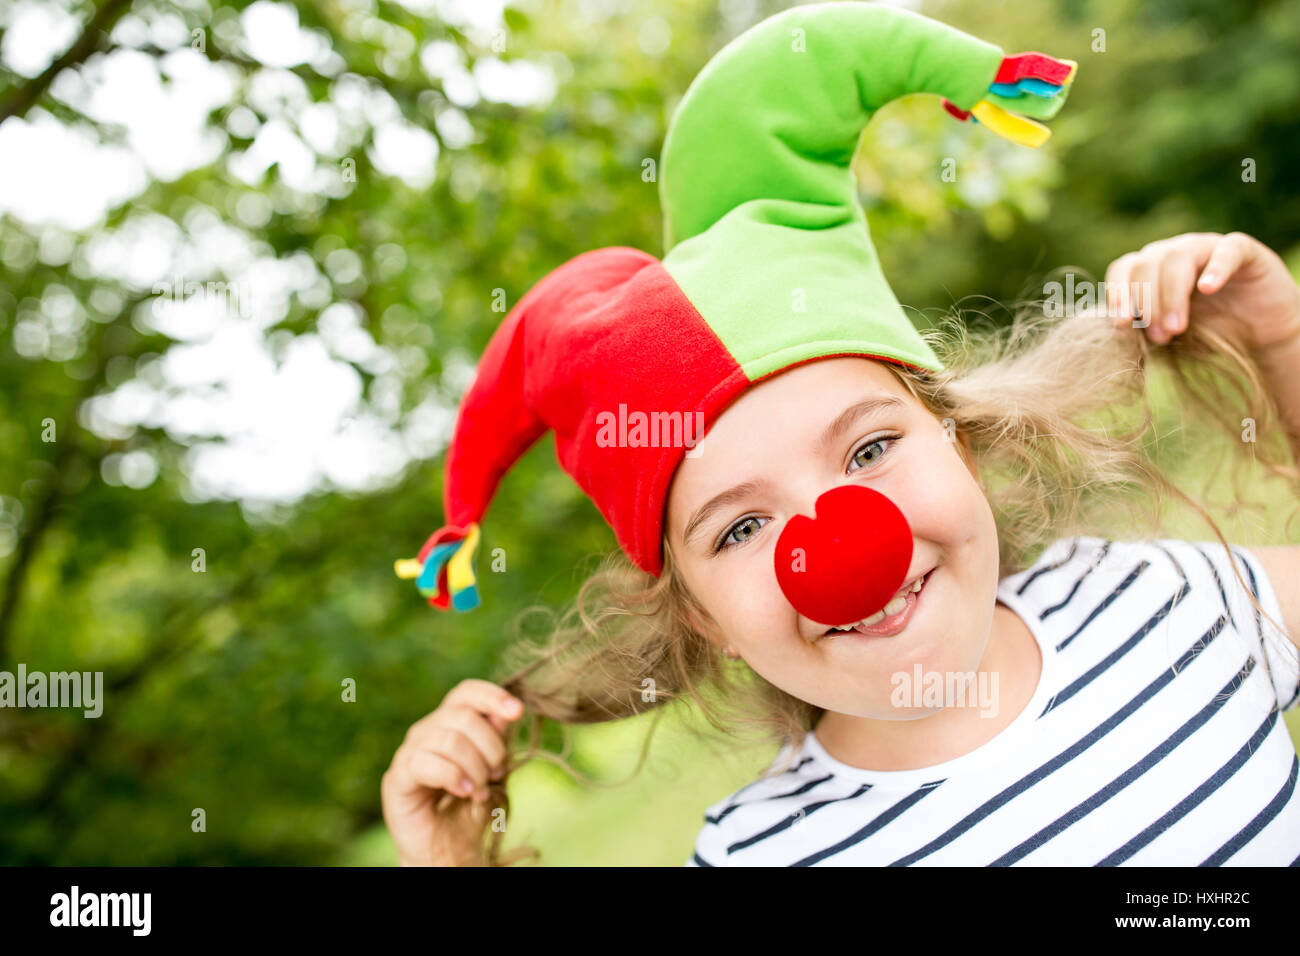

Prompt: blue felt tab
xmin=989 ymin=78 xmax=1063 ymax=99
xmin=451 ymin=585 xmax=480 ymax=611
xmin=417 ymin=540 xmax=461 ymax=589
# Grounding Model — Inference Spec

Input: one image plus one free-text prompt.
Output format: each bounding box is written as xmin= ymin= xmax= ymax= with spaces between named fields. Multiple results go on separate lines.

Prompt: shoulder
xmin=1000 ymin=534 xmax=1298 ymax=712
xmin=682 ymin=743 xmax=831 ymax=866
xmin=1237 ymin=544 xmax=1300 ymax=654
xmin=999 ymin=534 xmax=1146 ymax=608
xmin=1185 ymin=539 xmax=1300 ymax=712
xmin=1000 ymin=534 xmax=1251 ymax=611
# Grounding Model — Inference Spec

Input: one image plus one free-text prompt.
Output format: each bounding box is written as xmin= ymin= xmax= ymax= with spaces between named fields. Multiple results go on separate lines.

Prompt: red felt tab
xmin=941 ymin=98 xmax=971 ymax=121
xmin=995 ymin=52 xmax=1072 ymax=87
xmin=427 ymin=564 xmax=451 ymax=609
xmin=773 ymin=485 xmax=913 ymax=627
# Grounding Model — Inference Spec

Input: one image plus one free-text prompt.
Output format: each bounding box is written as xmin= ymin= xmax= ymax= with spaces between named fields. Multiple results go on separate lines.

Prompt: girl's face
xmin=665 ymin=356 xmax=1001 ymax=718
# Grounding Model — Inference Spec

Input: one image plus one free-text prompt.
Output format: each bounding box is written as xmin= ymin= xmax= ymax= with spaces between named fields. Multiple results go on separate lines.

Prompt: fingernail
xmin=459 ymin=777 xmax=474 ymax=794
xmin=1163 ymin=312 xmax=1179 ymax=331
xmin=502 ymin=698 xmax=522 ymax=716
xmin=1200 ymin=271 xmax=1219 ymax=287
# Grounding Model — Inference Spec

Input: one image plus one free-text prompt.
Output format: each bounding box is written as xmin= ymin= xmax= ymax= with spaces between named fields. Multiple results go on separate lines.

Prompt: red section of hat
xmin=440 ymin=247 xmax=744 ymax=577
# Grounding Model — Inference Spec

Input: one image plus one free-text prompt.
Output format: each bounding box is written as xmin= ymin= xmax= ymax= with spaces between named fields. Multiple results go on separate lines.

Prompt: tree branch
xmin=0 ymin=0 xmax=135 ymax=124
xmin=0 ymin=292 xmax=150 ymax=663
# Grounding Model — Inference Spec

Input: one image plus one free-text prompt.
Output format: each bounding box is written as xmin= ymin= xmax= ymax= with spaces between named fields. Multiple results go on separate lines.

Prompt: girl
xmin=380 ymin=4 xmax=1300 ymax=866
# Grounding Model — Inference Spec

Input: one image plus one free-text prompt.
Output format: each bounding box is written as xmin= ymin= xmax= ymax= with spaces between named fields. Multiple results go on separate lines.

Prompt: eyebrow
xmin=680 ymin=394 xmax=906 ymax=550
xmin=813 ymin=395 xmax=905 ymax=460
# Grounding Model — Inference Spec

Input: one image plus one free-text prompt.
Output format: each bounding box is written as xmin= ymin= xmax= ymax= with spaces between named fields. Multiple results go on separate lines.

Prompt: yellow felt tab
xmin=446 ymin=523 xmax=480 ymax=592
xmin=394 ymin=557 xmax=423 ymax=579
xmin=971 ymin=99 xmax=1051 ymax=148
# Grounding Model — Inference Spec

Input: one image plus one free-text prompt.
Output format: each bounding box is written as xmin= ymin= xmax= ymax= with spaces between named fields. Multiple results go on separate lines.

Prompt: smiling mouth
xmin=821 ymin=570 xmax=931 ymax=637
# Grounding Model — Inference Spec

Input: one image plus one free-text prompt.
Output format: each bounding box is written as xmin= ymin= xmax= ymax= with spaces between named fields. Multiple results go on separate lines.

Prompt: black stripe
xmin=1201 ymin=752 xmax=1300 ymax=866
xmin=1056 ymin=560 xmax=1150 ymax=652
xmin=690 ymin=851 xmax=714 ymax=867
xmin=1192 ymin=543 xmax=1239 ymax=633
xmin=727 ymin=783 xmax=873 ymax=855
xmin=1016 ymin=538 xmax=1081 ymax=596
xmin=1152 ymin=541 xmax=1189 ymax=587
xmin=708 ymin=773 xmax=835 ymax=824
xmin=990 ymin=652 xmax=1252 ymax=866
xmin=1040 ymin=584 xmax=1194 ymax=718
xmin=1097 ymin=708 xmax=1279 ymax=866
xmin=1231 ymin=546 xmax=1262 ymax=633
xmin=707 ymin=755 xmax=818 ymax=823
xmin=1230 ymin=546 xmax=1296 ymax=711
xmin=792 ymin=782 xmax=944 ymax=866
xmin=890 ymin=614 xmax=1230 ymax=866
xmin=1040 ymin=543 xmax=1110 ymax=620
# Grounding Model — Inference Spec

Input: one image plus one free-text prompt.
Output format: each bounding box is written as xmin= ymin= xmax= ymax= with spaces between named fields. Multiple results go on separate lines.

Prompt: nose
xmin=773 ymin=484 xmax=913 ymax=627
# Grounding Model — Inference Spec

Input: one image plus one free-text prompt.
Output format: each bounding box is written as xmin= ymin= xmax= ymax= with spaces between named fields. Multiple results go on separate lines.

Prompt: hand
xmin=1103 ymin=231 xmax=1300 ymax=352
xmin=380 ymin=678 xmax=524 ymax=866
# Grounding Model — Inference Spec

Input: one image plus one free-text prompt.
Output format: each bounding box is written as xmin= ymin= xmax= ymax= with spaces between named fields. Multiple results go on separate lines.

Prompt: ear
xmin=685 ymin=604 xmax=719 ymax=644
xmin=685 ymin=602 xmax=741 ymax=659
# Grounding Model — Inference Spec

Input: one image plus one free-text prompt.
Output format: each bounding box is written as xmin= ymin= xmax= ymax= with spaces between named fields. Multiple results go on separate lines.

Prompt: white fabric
xmin=684 ymin=536 xmax=1300 ymax=866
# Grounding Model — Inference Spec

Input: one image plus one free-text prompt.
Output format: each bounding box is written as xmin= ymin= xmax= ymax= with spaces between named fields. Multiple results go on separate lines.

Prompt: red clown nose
xmin=773 ymin=485 xmax=913 ymax=627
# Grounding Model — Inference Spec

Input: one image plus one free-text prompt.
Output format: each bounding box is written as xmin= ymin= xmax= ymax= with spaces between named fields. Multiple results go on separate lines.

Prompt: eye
xmin=848 ymin=433 xmax=900 ymax=472
xmin=710 ymin=433 xmax=902 ymax=555
xmin=712 ymin=515 xmax=768 ymax=554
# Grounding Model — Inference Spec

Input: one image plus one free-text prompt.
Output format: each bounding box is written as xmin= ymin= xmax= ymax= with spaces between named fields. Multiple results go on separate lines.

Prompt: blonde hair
xmin=446 ymin=270 xmax=1300 ymax=865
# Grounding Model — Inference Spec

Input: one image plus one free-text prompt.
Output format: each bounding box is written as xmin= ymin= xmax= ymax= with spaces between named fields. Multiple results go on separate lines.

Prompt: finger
xmin=442 ymin=679 xmax=525 ymax=725
xmin=1127 ymin=255 xmax=1157 ymax=336
xmin=1104 ymin=252 xmax=1140 ymax=326
xmin=381 ymin=750 xmax=471 ymax=823
xmin=419 ymin=704 xmax=509 ymax=779
xmin=394 ymin=748 xmax=471 ymax=799
xmin=1197 ymin=232 xmax=1253 ymax=295
xmin=408 ymin=724 xmax=495 ymax=793
xmin=405 ymin=687 xmax=522 ymax=753
xmin=1156 ymin=251 xmax=1199 ymax=339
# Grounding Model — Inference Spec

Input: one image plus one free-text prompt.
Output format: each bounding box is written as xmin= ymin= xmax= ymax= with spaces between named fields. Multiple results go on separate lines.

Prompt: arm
xmin=1254 ymin=330 xmax=1300 ymax=463
xmin=1242 ymin=546 xmax=1300 ymax=654
xmin=1104 ymin=231 xmax=1300 ymax=649
xmin=1104 ymin=231 xmax=1300 ymax=463
xmin=1242 ymin=298 xmax=1300 ymax=651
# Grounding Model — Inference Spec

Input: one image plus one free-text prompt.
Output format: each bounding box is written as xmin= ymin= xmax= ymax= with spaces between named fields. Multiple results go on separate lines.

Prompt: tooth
xmin=861 ymin=610 xmax=885 ymax=626
xmin=911 ymin=576 xmax=924 ymax=592
xmin=882 ymin=595 xmax=906 ymax=616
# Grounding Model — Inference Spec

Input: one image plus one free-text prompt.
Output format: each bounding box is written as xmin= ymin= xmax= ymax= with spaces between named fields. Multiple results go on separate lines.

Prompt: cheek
xmin=701 ymin=558 xmax=800 ymax=650
xmin=893 ymin=441 xmax=988 ymax=534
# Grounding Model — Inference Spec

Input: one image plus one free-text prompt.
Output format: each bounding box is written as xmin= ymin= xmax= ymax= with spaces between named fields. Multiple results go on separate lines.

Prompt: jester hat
xmin=396 ymin=1 xmax=1077 ymax=612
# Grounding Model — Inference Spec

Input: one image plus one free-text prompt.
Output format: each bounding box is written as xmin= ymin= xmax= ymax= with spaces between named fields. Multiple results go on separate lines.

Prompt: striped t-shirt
xmin=685 ymin=535 xmax=1300 ymax=866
